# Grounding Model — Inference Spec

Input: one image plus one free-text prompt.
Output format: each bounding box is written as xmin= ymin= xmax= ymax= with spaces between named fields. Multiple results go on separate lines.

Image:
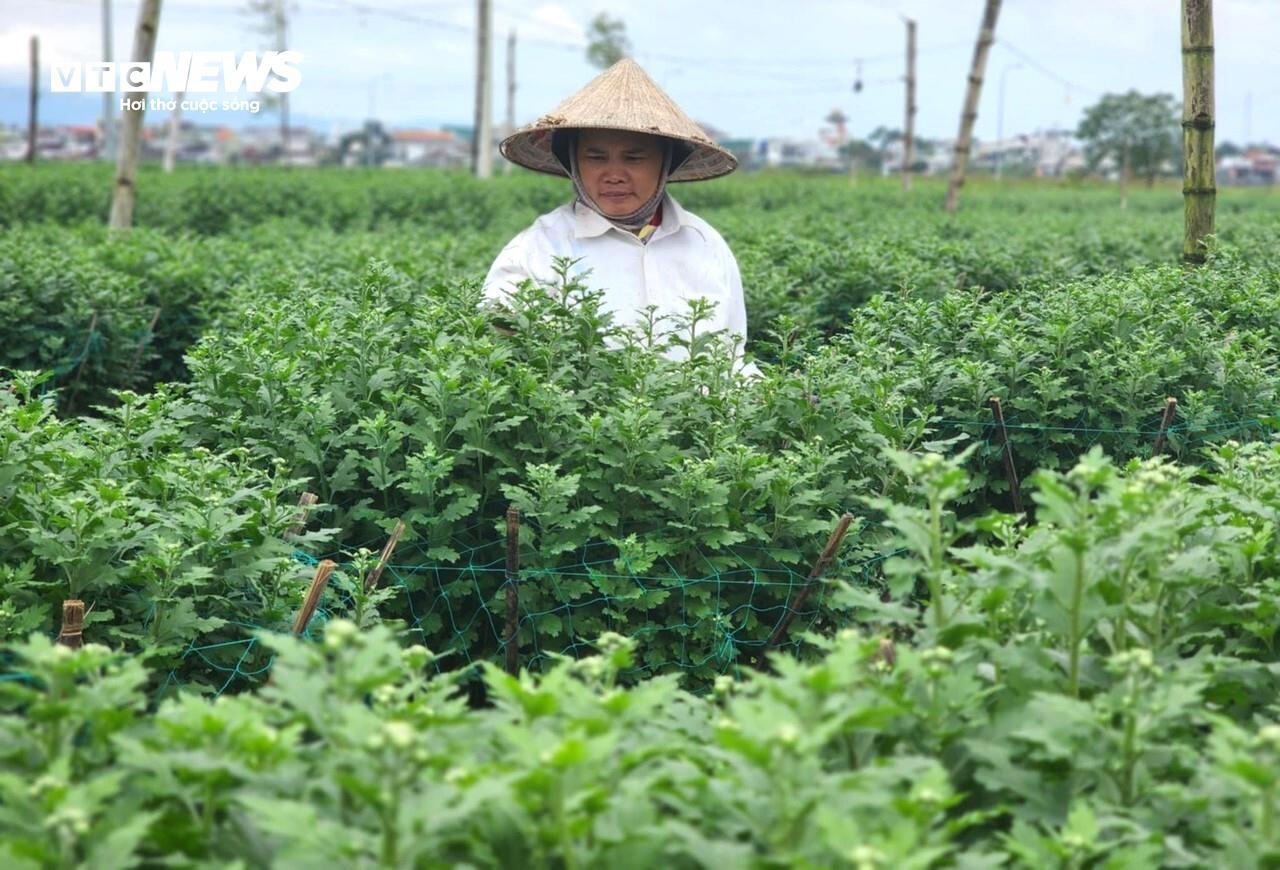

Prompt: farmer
xmin=483 ymin=58 xmax=756 ymax=375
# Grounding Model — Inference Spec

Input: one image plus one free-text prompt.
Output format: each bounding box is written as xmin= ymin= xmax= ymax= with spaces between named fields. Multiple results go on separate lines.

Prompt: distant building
xmin=971 ymin=130 xmax=1083 ymax=177
xmin=1219 ymin=147 xmax=1278 ymax=185
xmin=388 ymin=129 xmax=469 ymax=168
xmin=754 ymin=137 xmax=842 ymax=170
xmin=881 ymin=139 xmax=951 ymax=176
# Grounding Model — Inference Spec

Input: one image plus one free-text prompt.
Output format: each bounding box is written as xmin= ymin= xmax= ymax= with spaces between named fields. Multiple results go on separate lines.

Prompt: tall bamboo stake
xmin=902 ymin=18 xmax=917 ymax=192
xmin=109 ymin=0 xmax=163 ymax=232
xmin=944 ymin=0 xmax=1002 ymax=213
xmin=1181 ymin=0 xmax=1215 ymax=266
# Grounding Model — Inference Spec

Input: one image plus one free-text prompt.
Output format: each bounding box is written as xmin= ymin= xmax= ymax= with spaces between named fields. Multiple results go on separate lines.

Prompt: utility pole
xmin=945 ymin=0 xmax=1002 ymax=212
xmin=504 ymin=29 xmax=515 ymax=175
xmin=1181 ymin=0 xmax=1215 ymax=266
xmin=109 ymin=0 xmax=163 ymax=232
xmin=849 ymin=59 xmax=863 ymax=185
xmin=273 ymin=2 xmax=290 ymax=164
xmin=163 ymin=90 xmax=183 ymax=173
xmin=26 ymin=36 xmax=38 ymax=164
xmin=472 ymin=0 xmax=493 ymax=178
xmin=902 ymin=18 xmax=916 ymax=192
xmin=995 ymin=63 xmax=1021 ymax=181
xmin=102 ymin=0 xmax=116 ymax=161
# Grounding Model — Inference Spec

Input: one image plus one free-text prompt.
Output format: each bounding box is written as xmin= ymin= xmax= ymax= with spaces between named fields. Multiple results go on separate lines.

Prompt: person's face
xmin=575 ymin=130 xmax=665 ymax=216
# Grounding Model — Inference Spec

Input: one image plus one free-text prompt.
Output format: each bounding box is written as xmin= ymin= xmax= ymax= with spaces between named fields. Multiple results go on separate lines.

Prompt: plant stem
xmin=1068 ymin=548 xmax=1084 ymax=698
xmin=930 ymin=493 xmax=947 ymax=630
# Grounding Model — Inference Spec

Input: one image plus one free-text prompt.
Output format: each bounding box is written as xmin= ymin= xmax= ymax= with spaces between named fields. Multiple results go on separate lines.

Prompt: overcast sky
xmin=1 ymin=0 xmax=1277 ymax=145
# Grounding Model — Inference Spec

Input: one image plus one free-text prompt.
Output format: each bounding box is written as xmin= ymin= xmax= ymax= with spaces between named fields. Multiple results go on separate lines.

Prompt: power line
xmin=997 ymin=39 xmax=1099 ymax=98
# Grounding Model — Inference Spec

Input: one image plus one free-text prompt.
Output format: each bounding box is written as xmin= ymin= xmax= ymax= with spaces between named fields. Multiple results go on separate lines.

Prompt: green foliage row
xmin=3 ymin=444 xmax=1278 ymax=867
xmin=5 ymin=167 xmax=1276 ymax=414
xmin=158 ymin=249 xmax=1280 ymax=678
xmin=0 ymin=372 xmax=331 ymax=691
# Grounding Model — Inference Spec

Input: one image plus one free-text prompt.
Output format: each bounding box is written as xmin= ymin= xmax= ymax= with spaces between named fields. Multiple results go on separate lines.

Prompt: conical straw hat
xmin=500 ymin=57 xmax=737 ymax=182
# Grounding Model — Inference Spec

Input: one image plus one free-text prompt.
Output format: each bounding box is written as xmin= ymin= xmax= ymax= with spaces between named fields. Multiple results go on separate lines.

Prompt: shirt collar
xmin=573 ymin=192 xmax=690 ymax=242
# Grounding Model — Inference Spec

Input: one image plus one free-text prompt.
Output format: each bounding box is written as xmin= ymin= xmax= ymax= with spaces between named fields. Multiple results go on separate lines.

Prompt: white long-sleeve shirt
xmin=482 ymin=192 xmax=754 ymax=371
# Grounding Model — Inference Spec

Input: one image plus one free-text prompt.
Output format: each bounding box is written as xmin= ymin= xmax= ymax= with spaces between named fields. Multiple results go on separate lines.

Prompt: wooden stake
xmin=129 ymin=306 xmax=162 ymax=376
xmin=109 ymin=0 xmax=163 ymax=232
xmin=1181 ymin=0 xmax=1215 ymax=266
xmin=363 ymin=519 xmax=406 ymax=592
xmin=292 ymin=559 xmax=336 ymax=635
xmin=64 ymin=311 xmax=100 ymax=410
xmin=504 ymin=506 xmax=520 ymax=675
xmin=73 ymin=311 xmax=99 ymax=382
xmin=58 ymin=600 xmax=85 ymax=649
xmin=285 ymin=491 xmax=318 ymax=538
xmin=988 ymin=397 xmax=1024 ymax=515
xmin=765 ymin=513 xmax=855 ymax=651
xmin=1152 ymin=397 xmax=1178 ymax=457
xmin=902 ymin=18 xmax=917 ymax=192
xmin=26 ymin=37 xmax=38 ymax=164
xmin=944 ymin=0 xmax=1002 ymax=213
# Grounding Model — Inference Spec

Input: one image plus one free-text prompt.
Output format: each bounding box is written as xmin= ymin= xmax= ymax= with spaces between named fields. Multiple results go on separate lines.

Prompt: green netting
xmin=169 ymin=523 xmax=899 ymax=697
xmin=12 ymin=405 xmax=1277 ymax=702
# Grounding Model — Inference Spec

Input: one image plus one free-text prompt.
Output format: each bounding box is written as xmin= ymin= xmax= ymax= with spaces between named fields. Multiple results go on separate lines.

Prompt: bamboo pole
xmin=285 ymin=491 xmax=318 ymax=538
xmin=363 ymin=520 xmax=406 ymax=592
xmin=1181 ymin=0 xmax=1215 ymax=266
xmin=944 ymin=0 xmax=1002 ymax=213
xmin=109 ymin=0 xmax=163 ymax=232
xmin=902 ymin=18 xmax=916 ymax=192
xmin=988 ymin=397 xmax=1024 ymax=515
xmin=27 ymin=37 xmax=38 ymax=164
xmin=765 ymin=513 xmax=855 ymax=651
xmin=292 ymin=560 xmax=336 ymax=635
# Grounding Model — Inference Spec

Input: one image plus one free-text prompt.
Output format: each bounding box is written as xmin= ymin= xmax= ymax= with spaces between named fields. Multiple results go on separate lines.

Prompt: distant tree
xmin=1216 ymin=140 xmax=1242 ymax=157
xmin=867 ymin=125 xmax=902 ymax=169
xmin=1076 ymin=90 xmax=1180 ymax=186
xmin=586 ymin=13 xmax=630 ymax=69
xmin=838 ymin=139 xmax=878 ymax=169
